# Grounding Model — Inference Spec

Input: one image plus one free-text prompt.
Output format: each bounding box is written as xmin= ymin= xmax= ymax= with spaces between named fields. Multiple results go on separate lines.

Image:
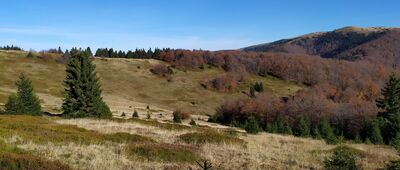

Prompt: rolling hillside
xmin=0 ymin=50 xmax=301 ymax=118
xmin=243 ymin=26 xmax=400 ymax=65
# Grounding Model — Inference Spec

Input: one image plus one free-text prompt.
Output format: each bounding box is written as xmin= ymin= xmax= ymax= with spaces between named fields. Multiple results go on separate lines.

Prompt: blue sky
xmin=0 ymin=0 xmax=399 ymax=51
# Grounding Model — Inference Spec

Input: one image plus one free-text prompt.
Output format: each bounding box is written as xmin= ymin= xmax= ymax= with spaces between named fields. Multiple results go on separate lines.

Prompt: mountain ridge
xmin=243 ymin=26 xmax=400 ymax=65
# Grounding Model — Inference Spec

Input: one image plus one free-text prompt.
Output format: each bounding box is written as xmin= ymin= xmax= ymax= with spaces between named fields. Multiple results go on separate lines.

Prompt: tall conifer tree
xmin=377 ymin=73 xmax=400 ymax=143
xmin=62 ymin=48 xmax=111 ymax=118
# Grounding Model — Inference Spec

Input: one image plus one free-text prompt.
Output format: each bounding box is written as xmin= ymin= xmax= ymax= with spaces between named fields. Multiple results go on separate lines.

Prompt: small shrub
xmin=132 ymin=110 xmax=139 ymax=118
xmin=147 ymin=112 xmax=151 ymax=119
xmin=324 ymin=146 xmax=358 ymax=170
xmin=26 ymin=52 xmax=34 ymax=58
xmin=173 ymin=111 xmax=182 ymax=123
xmin=121 ymin=112 xmax=126 ymax=117
xmin=189 ymin=119 xmax=197 ymax=126
xmin=150 ymin=64 xmax=170 ymax=77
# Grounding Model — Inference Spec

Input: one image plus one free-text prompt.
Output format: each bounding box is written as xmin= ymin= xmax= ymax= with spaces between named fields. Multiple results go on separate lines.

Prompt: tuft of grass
xmin=127 ymin=143 xmax=202 ymax=163
xmin=0 ymin=115 xmax=152 ymax=145
xmin=0 ymin=140 xmax=70 ymax=170
xmin=178 ymin=131 xmax=245 ymax=145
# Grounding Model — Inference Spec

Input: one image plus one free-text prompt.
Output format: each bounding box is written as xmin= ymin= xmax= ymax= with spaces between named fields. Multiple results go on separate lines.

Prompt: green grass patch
xmin=178 ymin=131 xmax=245 ymax=145
xmin=0 ymin=115 xmax=152 ymax=145
xmin=0 ymin=140 xmax=70 ymax=170
xmin=127 ymin=143 xmax=202 ymax=163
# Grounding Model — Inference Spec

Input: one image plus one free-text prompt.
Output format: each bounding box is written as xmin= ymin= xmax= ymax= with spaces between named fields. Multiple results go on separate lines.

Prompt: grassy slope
xmin=0 ymin=50 xmax=301 ymax=115
xmin=0 ymin=115 xmax=397 ymax=169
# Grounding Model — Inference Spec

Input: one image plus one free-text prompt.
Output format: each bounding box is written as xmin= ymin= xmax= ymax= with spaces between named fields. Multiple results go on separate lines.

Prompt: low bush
xmin=324 ymin=145 xmax=359 ymax=170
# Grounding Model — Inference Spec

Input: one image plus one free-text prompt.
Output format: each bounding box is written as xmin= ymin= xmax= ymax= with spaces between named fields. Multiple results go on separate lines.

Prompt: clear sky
xmin=0 ymin=0 xmax=399 ymax=51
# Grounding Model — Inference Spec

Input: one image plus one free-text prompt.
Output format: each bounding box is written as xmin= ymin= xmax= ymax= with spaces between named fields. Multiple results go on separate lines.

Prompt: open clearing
xmin=0 ymin=50 xmax=301 ymax=120
xmin=0 ymin=115 xmax=398 ymax=170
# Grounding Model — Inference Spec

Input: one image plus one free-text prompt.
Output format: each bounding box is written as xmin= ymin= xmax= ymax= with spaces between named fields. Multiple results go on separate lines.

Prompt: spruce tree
xmin=15 ymin=74 xmax=41 ymax=115
xmin=250 ymin=86 xmax=256 ymax=98
xmin=5 ymin=94 xmax=18 ymax=114
xmin=85 ymin=47 xmax=93 ymax=56
xmin=361 ymin=119 xmax=383 ymax=144
xmin=319 ymin=117 xmax=338 ymax=144
xmin=62 ymin=48 xmax=111 ymax=118
xmin=244 ymin=116 xmax=261 ymax=134
xmin=376 ymin=73 xmax=400 ymax=142
xmin=132 ymin=110 xmax=139 ymax=118
xmin=294 ymin=116 xmax=311 ymax=137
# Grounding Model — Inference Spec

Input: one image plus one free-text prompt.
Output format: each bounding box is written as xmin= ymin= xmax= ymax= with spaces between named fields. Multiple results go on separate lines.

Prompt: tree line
xmin=0 ymin=45 xmax=23 ymax=51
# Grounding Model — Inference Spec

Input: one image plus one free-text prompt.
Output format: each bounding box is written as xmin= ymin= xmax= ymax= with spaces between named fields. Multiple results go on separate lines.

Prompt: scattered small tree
xmin=249 ymin=86 xmax=256 ymax=98
xmin=361 ymin=119 xmax=384 ymax=144
xmin=5 ymin=74 xmax=42 ymax=115
xmin=189 ymin=119 xmax=197 ymax=126
xmin=254 ymin=82 xmax=264 ymax=92
xmin=294 ymin=116 xmax=311 ymax=137
xmin=132 ymin=110 xmax=139 ymax=118
xmin=4 ymin=94 xmax=18 ymax=114
xmin=319 ymin=117 xmax=338 ymax=144
xmin=121 ymin=112 xmax=126 ymax=117
xmin=324 ymin=146 xmax=358 ymax=170
xmin=173 ymin=111 xmax=182 ymax=123
xmin=244 ymin=116 xmax=261 ymax=134
xmin=26 ymin=51 xmax=34 ymax=58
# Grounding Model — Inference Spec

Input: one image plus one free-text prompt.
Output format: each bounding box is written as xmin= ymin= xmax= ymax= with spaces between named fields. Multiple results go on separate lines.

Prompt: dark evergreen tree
xmin=361 ymin=119 xmax=383 ymax=144
xmin=173 ymin=111 xmax=182 ymax=123
xmin=85 ymin=47 xmax=93 ymax=56
xmin=294 ymin=116 xmax=311 ymax=137
xmin=391 ymin=133 xmax=400 ymax=153
xmin=5 ymin=94 xmax=18 ymax=114
xmin=15 ymin=74 xmax=41 ymax=115
xmin=319 ymin=117 xmax=338 ymax=144
xmin=132 ymin=110 xmax=139 ymax=118
xmin=249 ymin=86 xmax=256 ymax=98
xmin=62 ymin=48 xmax=111 ymax=118
xmin=244 ymin=116 xmax=261 ymax=134
xmin=189 ymin=119 xmax=197 ymax=126
xmin=324 ymin=146 xmax=358 ymax=170
xmin=26 ymin=51 xmax=34 ymax=58
xmin=4 ymin=74 xmax=42 ymax=115
xmin=58 ymin=47 xmax=63 ymax=54
xmin=254 ymin=82 xmax=264 ymax=92
xmin=376 ymin=73 xmax=400 ymax=143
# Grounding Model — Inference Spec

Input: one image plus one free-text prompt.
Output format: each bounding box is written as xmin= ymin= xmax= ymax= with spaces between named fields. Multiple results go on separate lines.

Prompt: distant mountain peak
xmin=243 ymin=26 xmax=400 ymax=65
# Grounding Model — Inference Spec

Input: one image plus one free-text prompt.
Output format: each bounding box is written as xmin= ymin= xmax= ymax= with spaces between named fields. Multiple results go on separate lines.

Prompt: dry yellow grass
xmin=50 ymin=118 xmax=400 ymax=169
xmin=0 ymin=50 xmax=301 ymax=116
